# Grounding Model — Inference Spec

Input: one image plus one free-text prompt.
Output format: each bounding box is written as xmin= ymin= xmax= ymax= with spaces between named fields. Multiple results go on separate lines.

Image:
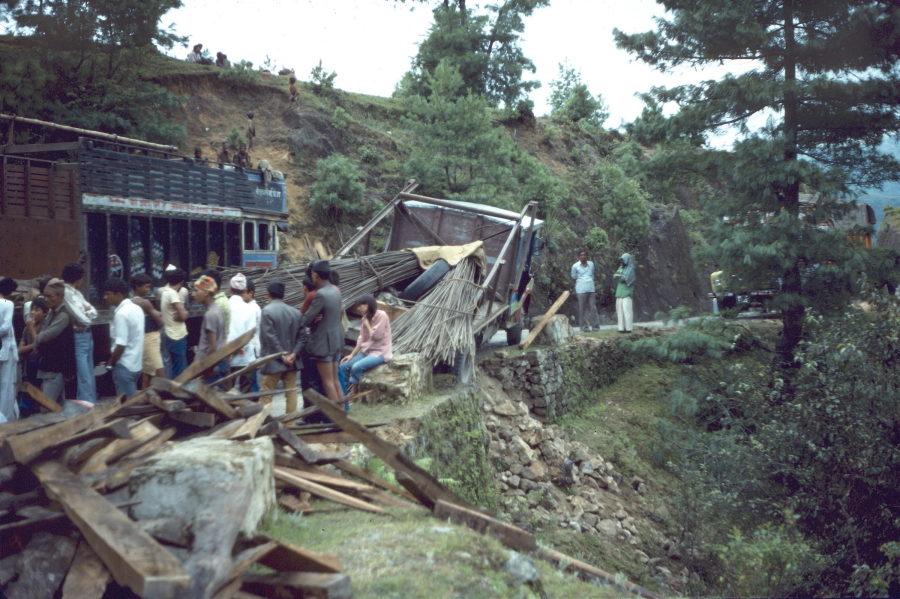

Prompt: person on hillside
xmin=130 ymin=274 xmax=164 ymax=389
xmin=289 ymin=76 xmax=299 ymax=107
xmin=613 ymin=253 xmax=636 ymax=334
xmin=215 ymin=52 xmax=230 ymax=68
xmin=186 ymin=44 xmax=203 ymax=63
xmin=233 ymin=143 xmax=252 ymax=169
xmin=191 ymin=275 xmax=228 ymax=384
xmin=339 ymin=294 xmax=391 ymax=398
xmin=217 ymin=142 xmax=232 ymax=165
xmin=62 ymin=262 xmax=98 ymax=403
xmin=259 ymin=281 xmax=306 ymax=413
xmin=299 ymin=260 xmax=344 ymax=402
xmin=104 ymin=278 xmax=144 ymax=398
xmin=160 ymin=266 xmax=189 ymax=378
xmin=571 ymin=250 xmax=600 ymax=333
xmin=0 ymin=278 xmax=19 ymax=422
xmin=246 ymin=111 xmax=256 ymax=151
xmin=29 ymin=279 xmax=75 ymax=408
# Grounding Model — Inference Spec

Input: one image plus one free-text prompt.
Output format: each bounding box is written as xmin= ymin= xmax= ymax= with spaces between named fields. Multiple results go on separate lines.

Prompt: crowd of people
xmin=0 ymin=260 xmax=394 ymax=423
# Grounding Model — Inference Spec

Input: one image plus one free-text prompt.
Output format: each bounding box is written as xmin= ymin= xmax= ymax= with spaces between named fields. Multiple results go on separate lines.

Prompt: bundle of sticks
xmin=221 ymin=250 xmax=422 ymax=308
xmin=391 ymin=255 xmax=482 ymax=365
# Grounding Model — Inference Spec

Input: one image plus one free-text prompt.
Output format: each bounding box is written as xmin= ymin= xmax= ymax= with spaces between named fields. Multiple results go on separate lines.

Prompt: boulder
xmin=529 ymin=314 xmax=574 ymax=346
xmin=359 ymin=353 xmax=432 ymax=404
xmin=128 ymin=436 xmax=275 ymax=537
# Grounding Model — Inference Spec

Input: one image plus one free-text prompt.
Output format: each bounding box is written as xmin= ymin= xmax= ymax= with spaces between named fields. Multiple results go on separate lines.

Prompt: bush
xmin=332 ymin=106 xmax=352 ymax=130
xmin=310 ymin=59 xmax=337 ymax=96
xmin=584 ymin=227 xmax=609 ymax=255
xmin=309 ymin=154 xmax=367 ymax=223
xmin=226 ymin=126 xmax=245 ymax=149
xmin=358 ymin=145 xmax=380 ymax=165
xmin=218 ymin=60 xmax=261 ymax=87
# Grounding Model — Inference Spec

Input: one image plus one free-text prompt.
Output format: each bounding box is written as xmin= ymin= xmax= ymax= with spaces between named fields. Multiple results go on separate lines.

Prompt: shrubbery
xmin=310 ymin=60 xmax=337 ymax=96
xmin=219 ymin=60 xmax=261 ymax=86
xmin=308 ymin=154 xmax=367 ymax=224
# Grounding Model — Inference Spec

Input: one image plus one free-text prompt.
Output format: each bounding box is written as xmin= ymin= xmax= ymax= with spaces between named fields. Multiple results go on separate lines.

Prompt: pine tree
xmin=615 ymin=0 xmax=900 ymax=362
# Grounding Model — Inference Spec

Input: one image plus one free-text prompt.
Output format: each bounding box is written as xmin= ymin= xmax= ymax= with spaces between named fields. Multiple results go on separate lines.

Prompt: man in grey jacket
xmin=259 ymin=280 xmax=306 ymax=414
xmin=299 ymin=260 xmax=344 ymax=402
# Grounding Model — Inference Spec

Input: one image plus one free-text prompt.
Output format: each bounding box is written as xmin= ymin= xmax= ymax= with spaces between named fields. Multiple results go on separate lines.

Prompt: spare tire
xmin=399 ymin=259 xmax=450 ymax=302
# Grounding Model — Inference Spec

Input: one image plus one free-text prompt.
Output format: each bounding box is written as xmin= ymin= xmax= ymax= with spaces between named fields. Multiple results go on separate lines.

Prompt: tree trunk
xmin=778 ymin=0 xmax=803 ymax=367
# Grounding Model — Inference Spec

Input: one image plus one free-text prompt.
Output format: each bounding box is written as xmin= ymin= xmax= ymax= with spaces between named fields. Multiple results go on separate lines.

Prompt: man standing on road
xmin=191 ymin=275 xmax=228 ymax=384
xmin=30 ymin=279 xmax=76 ymax=408
xmin=61 ymin=262 xmax=97 ymax=403
xmin=160 ymin=266 xmax=189 ymax=378
xmin=259 ymin=281 xmax=306 ymax=413
xmin=571 ymin=250 xmax=600 ymax=332
xmin=130 ymin=274 xmax=164 ymax=390
xmin=613 ymin=253 xmax=636 ymax=334
xmin=299 ymin=260 xmax=344 ymax=402
xmin=103 ymin=278 xmax=144 ymax=397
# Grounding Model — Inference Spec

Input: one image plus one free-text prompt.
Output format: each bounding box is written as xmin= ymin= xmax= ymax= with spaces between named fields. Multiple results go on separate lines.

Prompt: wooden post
xmin=23 ymin=158 xmax=30 ymax=217
xmin=518 ymin=290 xmax=570 ymax=351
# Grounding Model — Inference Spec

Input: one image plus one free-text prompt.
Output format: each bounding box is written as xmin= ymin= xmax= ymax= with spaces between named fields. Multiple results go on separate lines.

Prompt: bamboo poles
xmin=391 ymin=255 xmax=482 ymax=364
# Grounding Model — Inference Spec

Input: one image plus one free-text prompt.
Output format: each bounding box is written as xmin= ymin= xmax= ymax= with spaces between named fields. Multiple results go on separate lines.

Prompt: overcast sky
xmin=165 ymin=0 xmax=747 ymax=132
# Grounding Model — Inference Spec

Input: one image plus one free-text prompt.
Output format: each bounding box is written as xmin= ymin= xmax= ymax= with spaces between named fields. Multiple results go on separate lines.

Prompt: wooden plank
xmin=279 ymin=493 xmax=314 ymax=514
xmin=332 ymin=460 xmax=417 ymax=502
xmin=32 ymin=460 xmax=191 ymax=599
xmin=114 ymin=427 xmax=177 ymax=463
xmin=252 ymin=535 xmax=341 ymax=574
xmin=230 ymin=404 xmax=272 ymax=440
xmin=433 ymin=499 xmax=537 ymax=552
xmin=274 ymin=467 xmax=385 ymax=514
xmin=168 ymin=409 xmax=217 ymax=428
xmin=146 ymin=391 xmax=186 ymax=413
xmin=20 ymin=381 xmax=62 ymax=412
xmin=0 ymin=412 xmax=66 ymax=442
xmin=519 ymin=290 xmax=570 ymax=350
xmin=275 ymin=464 xmax=375 ymax=493
xmin=62 ymin=540 xmax=112 ymax=599
xmin=275 ymin=423 xmax=320 ymax=463
xmin=298 ymin=431 xmax=359 ymax=444
xmin=149 ymin=377 xmax=192 ymax=400
xmin=51 ymin=418 xmax=132 ymax=454
xmin=302 ymin=388 xmax=471 ymax=509
xmin=0 ymin=398 xmax=122 ymax=467
xmin=359 ymin=488 xmax=423 ymax=511
xmin=174 ymin=328 xmax=256 ymax=384
xmin=208 ymin=541 xmax=276 ymax=599
xmin=395 ymin=471 xmax=436 ymax=509
xmin=207 ymin=418 xmax=247 ymax=439
xmin=180 ymin=379 xmax=240 ymax=419
xmin=241 ymin=572 xmax=352 ymax=599
xmin=537 ymin=547 xmax=666 ymax=599
xmin=76 ymin=420 xmax=161 ymax=474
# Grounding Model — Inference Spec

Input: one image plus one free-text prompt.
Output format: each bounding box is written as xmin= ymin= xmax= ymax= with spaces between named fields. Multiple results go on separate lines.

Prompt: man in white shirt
xmin=570 ymin=250 xmax=600 ymax=332
xmin=227 ymin=274 xmax=259 ymax=391
xmin=186 ymin=43 xmax=203 ymax=63
xmin=62 ymin=262 xmax=98 ymax=403
xmin=103 ymin=278 xmax=144 ymax=398
xmin=160 ymin=266 xmax=189 ymax=378
xmin=0 ymin=278 xmax=19 ymax=423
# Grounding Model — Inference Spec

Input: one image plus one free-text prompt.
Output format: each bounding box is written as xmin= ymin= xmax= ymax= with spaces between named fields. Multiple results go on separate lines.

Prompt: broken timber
xmin=519 ymin=290 xmax=569 ymax=351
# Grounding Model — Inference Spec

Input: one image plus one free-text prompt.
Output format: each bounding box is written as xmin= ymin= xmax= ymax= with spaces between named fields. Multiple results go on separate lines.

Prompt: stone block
xmin=128 ymin=436 xmax=275 ymax=537
xmin=359 ymin=353 xmax=432 ymax=404
xmin=529 ymin=314 xmax=574 ymax=347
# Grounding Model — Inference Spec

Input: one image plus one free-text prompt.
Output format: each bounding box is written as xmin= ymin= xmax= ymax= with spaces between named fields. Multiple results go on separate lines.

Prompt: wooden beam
xmin=20 ymin=381 xmax=62 ymax=412
xmin=302 ymin=388 xmax=471 ymax=509
xmin=332 ymin=460 xmax=417 ymax=502
xmin=297 ymin=431 xmax=359 ymax=444
xmin=32 ymin=460 xmax=190 ymax=599
xmin=180 ymin=379 xmax=240 ymax=419
xmin=168 ymin=409 xmax=216 ymax=428
xmin=0 ymin=114 xmax=178 ymax=152
xmin=0 ymin=398 xmax=122 ymax=467
xmin=0 ymin=413 xmax=66 ymax=442
xmin=252 ymin=534 xmax=341 ymax=573
xmin=433 ymin=500 xmax=536 ymax=552
xmin=274 ymin=467 xmax=385 ymax=514
xmin=537 ymin=547 xmax=666 ymax=599
xmin=333 ymin=180 xmax=417 ymax=257
xmin=62 ymin=541 xmax=112 ymax=599
xmin=146 ymin=392 xmax=186 ymax=413
xmin=275 ymin=464 xmax=375 ymax=493
xmin=240 ymin=572 xmax=352 ymax=599
xmin=213 ymin=351 xmax=285 ymax=389
xmin=519 ymin=290 xmax=569 ymax=350
xmin=174 ymin=328 xmax=256 ymax=384
xmin=75 ymin=420 xmax=161 ymax=474
xmin=279 ymin=493 xmax=314 ymax=514
xmin=2 ymin=141 xmax=82 ymax=154
xmin=50 ymin=418 xmax=132 ymax=454
xmin=275 ymin=423 xmax=320 ymax=463
xmin=397 ymin=201 xmax=448 ymax=245
xmin=230 ymin=404 xmax=272 ymax=440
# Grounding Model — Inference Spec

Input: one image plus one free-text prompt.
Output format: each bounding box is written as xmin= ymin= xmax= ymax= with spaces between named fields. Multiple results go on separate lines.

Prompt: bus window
xmin=244 ymin=222 xmax=255 ymax=250
xmin=258 ymin=223 xmax=269 ymax=251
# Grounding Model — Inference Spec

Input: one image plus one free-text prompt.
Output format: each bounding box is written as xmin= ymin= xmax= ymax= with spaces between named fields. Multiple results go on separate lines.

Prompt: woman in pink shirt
xmin=339 ymin=294 xmax=391 ymax=396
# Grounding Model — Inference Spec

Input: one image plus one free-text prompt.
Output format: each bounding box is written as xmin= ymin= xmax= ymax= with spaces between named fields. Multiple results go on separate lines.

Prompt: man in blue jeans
xmin=160 ymin=266 xmax=189 ymax=378
xmin=61 ymin=263 xmax=97 ymax=403
xmin=103 ymin=278 xmax=144 ymax=397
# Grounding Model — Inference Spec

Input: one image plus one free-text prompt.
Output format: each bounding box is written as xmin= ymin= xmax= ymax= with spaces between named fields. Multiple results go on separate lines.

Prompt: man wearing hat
xmin=191 ymin=275 xmax=228 ymax=383
xmin=299 ymin=260 xmax=344 ymax=402
xmin=227 ymin=273 xmax=258 ymax=391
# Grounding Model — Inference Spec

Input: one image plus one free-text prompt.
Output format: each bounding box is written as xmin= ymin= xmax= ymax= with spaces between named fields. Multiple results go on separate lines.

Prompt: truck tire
xmin=399 ymin=259 xmax=450 ymax=302
xmin=453 ymin=349 xmax=474 ymax=385
xmin=506 ymin=321 xmax=523 ymax=346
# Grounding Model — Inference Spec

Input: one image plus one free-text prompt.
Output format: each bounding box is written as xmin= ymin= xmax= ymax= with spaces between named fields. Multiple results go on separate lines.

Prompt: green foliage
xmin=584 ymin=227 xmax=610 ymax=256
xmin=512 ymin=152 xmax=569 ymax=218
xmin=549 ymin=61 xmax=609 ymax=128
xmin=614 ymin=0 xmax=900 ymax=360
xmin=331 ymin=106 xmax=352 ymax=130
xmin=589 ymin=161 xmax=651 ymax=250
xmin=717 ymin=524 xmax=824 ymax=598
xmin=358 ymin=144 xmax=380 ymax=165
xmin=226 ymin=126 xmax=245 ymax=149
xmin=402 ymin=60 xmax=516 ymax=206
xmin=566 ymin=205 xmax=581 ymax=218
xmin=218 ymin=60 xmax=261 ymax=87
xmin=309 ymin=154 xmax=367 ymax=224
xmin=310 ymin=59 xmax=337 ymax=96
xmin=398 ymin=0 xmax=549 ymax=108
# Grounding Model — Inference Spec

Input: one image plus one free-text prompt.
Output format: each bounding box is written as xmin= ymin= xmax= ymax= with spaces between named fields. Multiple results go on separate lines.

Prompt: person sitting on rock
xmin=339 ymin=294 xmax=391 ymax=398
